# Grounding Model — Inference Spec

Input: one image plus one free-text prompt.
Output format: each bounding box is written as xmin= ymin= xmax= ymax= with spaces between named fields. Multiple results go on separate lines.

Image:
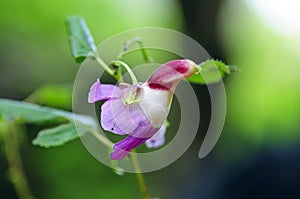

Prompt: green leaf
xmin=0 ymin=98 xmax=67 ymax=124
xmin=0 ymin=98 xmax=98 ymax=147
xmin=0 ymin=116 xmax=5 ymax=142
xmin=32 ymin=123 xmax=86 ymax=147
xmin=187 ymin=59 xmax=238 ymax=84
xmin=66 ymin=16 xmax=96 ymax=63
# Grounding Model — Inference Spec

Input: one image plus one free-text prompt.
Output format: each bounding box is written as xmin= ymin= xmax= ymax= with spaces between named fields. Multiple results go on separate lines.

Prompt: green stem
xmin=110 ymin=60 xmax=138 ymax=84
xmin=135 ymin=38 xmax=154 ymax=63
xmin=117 ymin=37 xmax=154 ymax=63
xmin=111 ymin=63 xmax=124 ymax=83
xmin=93 ymin=37 xmax=154 ymax=83
xmin=130 ymin=150 xmax=150 ymax=199
xmin=93 ymin=54 xmax=137 ymax=84
xmin=1 ymin=120 xmax=35 ymax=199
xmin=94 ymin=56 xmax=115 ymax=76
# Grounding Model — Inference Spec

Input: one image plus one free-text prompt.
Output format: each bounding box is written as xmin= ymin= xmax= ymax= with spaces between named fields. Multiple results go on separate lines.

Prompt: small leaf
xmin=66 ymin=16 xmax=96 ymax=63
xmin=32 ymin=117 xmax=97 ymax=148
xmin=32 ymin=123 xmax=84 ymax=147
xmin=188 ymin=59 xmax=238 ymax=84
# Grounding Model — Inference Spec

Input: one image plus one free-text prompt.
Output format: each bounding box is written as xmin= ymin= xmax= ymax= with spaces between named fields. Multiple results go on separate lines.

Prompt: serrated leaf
xmin=66 ymin=16 xmax=96 ymax=63
xmin=187 ymin=59 xmax=238 ymax=84
xmin=0 ymin=98 xmax=99 ymax=147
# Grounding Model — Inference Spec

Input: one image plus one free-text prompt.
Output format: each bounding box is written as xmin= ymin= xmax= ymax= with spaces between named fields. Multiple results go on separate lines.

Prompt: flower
xmin=145 ymin=124 xmax=166 ymax=148
xmin=88 ymin=59 xmax=198 ymax=160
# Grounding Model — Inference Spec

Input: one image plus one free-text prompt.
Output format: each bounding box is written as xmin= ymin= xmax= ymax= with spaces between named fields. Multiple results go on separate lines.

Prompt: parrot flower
xmin=88 ymin=59 xmax=198 ymax=160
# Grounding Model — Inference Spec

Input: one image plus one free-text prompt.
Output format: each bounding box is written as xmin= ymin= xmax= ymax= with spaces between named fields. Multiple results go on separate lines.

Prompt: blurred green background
xmin=1 ymin=0 xmax=300 ymax=198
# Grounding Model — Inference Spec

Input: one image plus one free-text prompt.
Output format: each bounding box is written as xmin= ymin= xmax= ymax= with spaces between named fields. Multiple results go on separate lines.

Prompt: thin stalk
xmin=93 ymin=54 xmax=136 ymax=84
xmin=110 ymin=60 xmax=138 ymax=84
xmin=111 ymin=63 xmax=124 ymax=83
xmin=1 ymin=120 xmax=35 ymax=199
xmin=116 ymin=37 xmax=154 ymax=63
xmin=130 ymin=150 xmax=150 ymax=199
xmin=94 ymin=56 xmax=115 ymax=76
xmin=135 ymin=39 xmax=154 ymax=63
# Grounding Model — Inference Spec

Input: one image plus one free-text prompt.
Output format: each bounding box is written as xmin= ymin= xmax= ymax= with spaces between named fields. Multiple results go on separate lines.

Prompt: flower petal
xmin=111 ymin=126 xmax=159 ymax=160
xmin=146 ymin=59 xmax=197 ymax=91
xmin=88 ymin=79 xmax=120 ymax=103
xmin=145 ymin=125 xmax=166 ymax=148
xmin=110 ymin=136 xmax=148 ymax=160
xmin=101 ymin=99 xmax=150 ymax=135
xmin=139 ymin=85 xmax=171 ymax=128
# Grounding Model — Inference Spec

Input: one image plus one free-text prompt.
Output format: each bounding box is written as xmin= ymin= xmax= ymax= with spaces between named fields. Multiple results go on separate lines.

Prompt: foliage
xmin=188 ymin=59 xmax=238 ymax=84
xmin=66 ymin=16 xmax=236 ymax=86
xmin=0 ymin=98 xmax=98 ymax=147
xmin=66 ymin=16 xmax=96 ymax=63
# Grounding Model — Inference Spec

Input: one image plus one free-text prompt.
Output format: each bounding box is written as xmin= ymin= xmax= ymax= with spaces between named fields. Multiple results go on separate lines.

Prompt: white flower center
xmin=139 ymin=84 xmax=172 ymax=128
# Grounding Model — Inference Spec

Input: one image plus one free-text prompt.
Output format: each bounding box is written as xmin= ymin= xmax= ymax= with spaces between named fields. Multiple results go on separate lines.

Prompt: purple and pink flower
xmin=88 ymin=59 xmax=198 ymax=160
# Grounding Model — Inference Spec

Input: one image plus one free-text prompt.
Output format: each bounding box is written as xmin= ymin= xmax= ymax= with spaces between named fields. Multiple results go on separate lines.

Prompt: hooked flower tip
xmin=146 ymin=59 xmax=198 ymax=91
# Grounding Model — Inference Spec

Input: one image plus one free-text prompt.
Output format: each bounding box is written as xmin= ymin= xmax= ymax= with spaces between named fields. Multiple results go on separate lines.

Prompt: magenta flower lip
xmin=88 ymin=59 xmax=197 ymax=160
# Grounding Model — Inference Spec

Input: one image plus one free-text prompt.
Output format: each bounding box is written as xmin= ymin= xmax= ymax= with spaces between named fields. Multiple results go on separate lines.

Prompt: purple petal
xmin=101 ymin=99 xmax=135 ymax=135
xmin=110 ymin=136 xmax=148 ymax=160
xmin=145 ymin=125 xmax=166 ymax=148
xmin=111 ymin=126 xmax=159 ymax=160
xmin=88 ymin=79 xmax=120 ymax=103
xmin=101 ymin=99 xmax=150 ymax=136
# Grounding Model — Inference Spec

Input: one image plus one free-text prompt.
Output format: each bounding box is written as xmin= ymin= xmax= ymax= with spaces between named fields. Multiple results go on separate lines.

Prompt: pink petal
xmin=147 ymin=59 xmax=196 ymax=91
xmin=88 ymin=79 xmax=120 ymax=103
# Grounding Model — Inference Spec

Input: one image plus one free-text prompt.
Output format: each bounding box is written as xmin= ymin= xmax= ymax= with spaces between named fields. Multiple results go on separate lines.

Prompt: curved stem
xmin=93 ymin=54 xmax=138 ymax=84
xmin=116 ymin=37 xmax=154 ymax=63
xmin=110 ymin=60 xmax=138 ymax=84
xmin=94 ymin=56 xmax=115 ymax=76
xmin=130 ymin=150 xmax=150 ymax=199
xmin=1 ymin=120 xmax=35 ymax=199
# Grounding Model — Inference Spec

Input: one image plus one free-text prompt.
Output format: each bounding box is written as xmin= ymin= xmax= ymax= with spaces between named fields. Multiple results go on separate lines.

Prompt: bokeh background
xmin=1 ymin=0 xmax=300 ymax=198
